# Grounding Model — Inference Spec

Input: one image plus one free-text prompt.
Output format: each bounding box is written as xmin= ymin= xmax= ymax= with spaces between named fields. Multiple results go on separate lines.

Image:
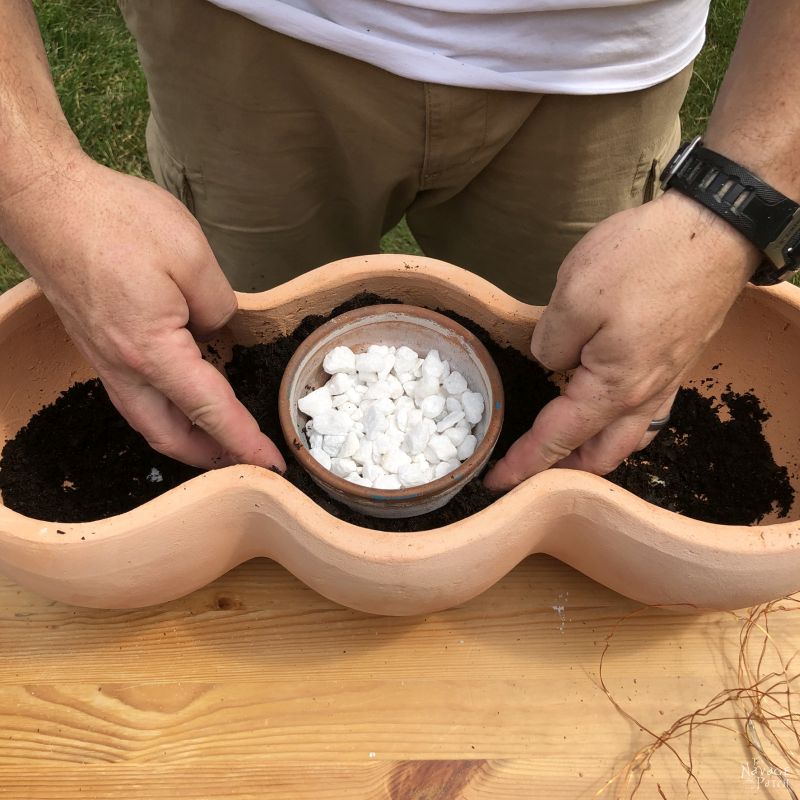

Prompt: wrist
xmin=0 ymin=129 xmax=85 ymax=209
xmin=0 ymin=145 xmax=92 ymax=270
xmin=655 ymin=189 xmax=761 ymax=285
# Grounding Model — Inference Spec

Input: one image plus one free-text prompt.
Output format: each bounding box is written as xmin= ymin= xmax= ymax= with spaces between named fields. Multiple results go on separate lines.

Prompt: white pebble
xmin=357 ymin=370 xmax=378 ymax=384
xmin=406 ymin=408 xmax=423 ymax=430
xmin=404 ymin=419 xmax=435 ymax=455
xmin=337 ymin=430 xmax=360 ymax=459
xmin=308 ymin=431 xmax=324 ymax=450
xmin=424 ymin=445 xmax=440 ymax=465
xmin=363 ymin=405 xmax=389 ymax=440
xmin=309 ymin=447 xmax=331 ymax=470
xmin=146 ymin=467 xmax=163 ymax=483
xmin=444 ymin=371 xmax=468 ymax=395
xmin=365 ymin=380 xmax=393 ymax=401
xmin=393 ymin=346 xmax=419 ymax=376
xmin=434 ymin=461 xmax=457 ymax=480
xmin=382 ymin=448 xmax=412 ymax=474
xmin=398 ymin=463 xmax=432 ymax=487
xmin=325 ymin=372 xmax=354 ymax=396
xmin=420 ymin=394 xmax=445 ymax=419
xmin=414 ymin=375 xmax=440 ymax=403
xmin=323 ymin=346 xmax=356 ymax=375
xmin=362 ymin=462 xmax=387 ymax=483
xmin=373 ymin=397 xmax=396 ymax=416
xmin=331 ymin=457 xmax=358 ymax=477
xmin=337 ymin=401 xmax=360 ymax=418
xmin=373 ymin=474 xmax=402 ymax=490
xmin=355 ymin=347 xmax=388 ymax=374
xmin=386 ymin=421 xmax=404 ymax=445
xmin=428 ymin=433 xmax=458 ymax=462
xmin=445 ymin=396 xmax=462 ymax=414
xmin=352 ymin=439 xmax=374 ymax=466
xmin=322 ymin=434 xmax=346 ymax=457
xmin=298 ymin=386 xmax=332 ymax=418
xmin=345 ymin=472 xmax=372 ymax=487
xmin=372 ymin=433 xmax=395 ymax=456
xmin=385 ymin=374 xmax=404 ymax=400
xmin=443 ymin=426 xmax=468 ymax=447
xmin=461 ymin=391 xmax=485 ymax=424
xmin=457 ymin=434 xmax=477 ymax=461
xmin=312 ymin=409 xmax=353 ymax=435
xmin=436 ymin=410 xmax=465 ymax=432
xmin=377 ymin=355 xmax=395 ymax=381
xmin=421 ymin=349 xmax=445 ymax=379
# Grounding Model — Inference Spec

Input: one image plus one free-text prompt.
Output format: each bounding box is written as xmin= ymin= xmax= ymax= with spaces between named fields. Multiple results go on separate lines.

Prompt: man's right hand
xmin=1 ymin=152 xmax=286 ymax=472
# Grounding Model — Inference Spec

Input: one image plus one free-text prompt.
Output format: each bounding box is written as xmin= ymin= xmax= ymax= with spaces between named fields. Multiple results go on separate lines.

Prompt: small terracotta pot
xmin=0 ymin=256 xmax=798 ymax=614
xmin=278 ymin=304 xmax=504 ymax=518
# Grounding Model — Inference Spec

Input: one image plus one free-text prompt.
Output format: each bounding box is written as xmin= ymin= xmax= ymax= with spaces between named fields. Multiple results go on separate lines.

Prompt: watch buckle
xmin=764 ymin=207 xmax=800 ymax=277
xmin=660 ymin=135 xmax=703 ymax=191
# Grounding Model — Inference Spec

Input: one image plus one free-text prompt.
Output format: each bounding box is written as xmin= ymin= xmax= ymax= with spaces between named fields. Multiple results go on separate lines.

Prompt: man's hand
xmin=1 ymin=154 xmax=286 ymax=472
xmin=483 ymin=190 xmax=759 ymax=491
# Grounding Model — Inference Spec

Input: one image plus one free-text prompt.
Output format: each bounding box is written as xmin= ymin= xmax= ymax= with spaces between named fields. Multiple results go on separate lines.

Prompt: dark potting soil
xmin=0 ymin=293 xmax=794 ymax=528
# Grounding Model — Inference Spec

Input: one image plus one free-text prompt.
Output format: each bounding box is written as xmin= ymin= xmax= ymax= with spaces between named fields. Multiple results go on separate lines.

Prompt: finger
xmin=530 ymin=302 xmax=600 ymax=372
xmin=121 ymin=330 xmax=286 ymax=471
xmin=555 ymin=393 xmax=676 ymax=474
xmin=529 ymin=253 xmax=608 ymax=372
xmin=170 ymin=233 xmax=238 ymax=339
xmin=105 ymin=379 xmax=237 ymax=469
xmin=483 ymin=365 xmax=618 ymax=491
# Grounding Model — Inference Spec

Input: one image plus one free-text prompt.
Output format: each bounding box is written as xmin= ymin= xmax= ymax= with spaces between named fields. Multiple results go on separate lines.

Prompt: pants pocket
xmin=145 ymin=113 xmax=196 ymax=215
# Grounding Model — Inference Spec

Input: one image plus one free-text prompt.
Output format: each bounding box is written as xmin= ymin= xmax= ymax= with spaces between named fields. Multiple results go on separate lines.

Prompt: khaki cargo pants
xmin=119 ymin=0 xmax=692 ymax=303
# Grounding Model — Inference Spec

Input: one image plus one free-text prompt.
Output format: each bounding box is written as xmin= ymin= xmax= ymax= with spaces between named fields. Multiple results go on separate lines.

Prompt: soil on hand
xmin=0 ymin=294 xmax=794 ymax=528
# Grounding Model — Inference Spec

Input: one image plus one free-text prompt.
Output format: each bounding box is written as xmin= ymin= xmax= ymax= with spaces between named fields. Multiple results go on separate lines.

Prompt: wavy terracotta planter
xmin=0 ymin=255 xmax=798 ymax=614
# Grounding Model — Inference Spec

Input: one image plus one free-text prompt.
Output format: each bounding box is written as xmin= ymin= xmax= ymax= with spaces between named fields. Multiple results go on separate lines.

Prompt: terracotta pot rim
xmin=0 ymin=457 xmax=796 ymax=557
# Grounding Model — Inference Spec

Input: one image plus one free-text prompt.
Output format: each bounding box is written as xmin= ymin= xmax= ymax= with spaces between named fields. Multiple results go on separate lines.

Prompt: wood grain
xmin=1 ymin=554 xmax=797 ymax=798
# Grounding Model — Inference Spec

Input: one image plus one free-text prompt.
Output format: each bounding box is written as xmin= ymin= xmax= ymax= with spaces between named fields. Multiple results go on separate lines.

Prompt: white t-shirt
xmin=206 ymin=0 xmax=710 ymax=94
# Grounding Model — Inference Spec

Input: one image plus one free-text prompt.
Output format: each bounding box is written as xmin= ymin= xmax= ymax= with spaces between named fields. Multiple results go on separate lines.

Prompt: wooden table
xmin=0 ymin=554 xmax=796 ymax=799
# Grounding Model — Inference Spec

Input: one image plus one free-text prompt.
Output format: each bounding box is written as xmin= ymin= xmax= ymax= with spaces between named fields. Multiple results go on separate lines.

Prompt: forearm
xmin=655 ymin=0 xmax=800 ymax=287
xmin=0 ymin=1 xmax=82 ymax=207
xmin=704 ymin=0 xmax=800 ymax=197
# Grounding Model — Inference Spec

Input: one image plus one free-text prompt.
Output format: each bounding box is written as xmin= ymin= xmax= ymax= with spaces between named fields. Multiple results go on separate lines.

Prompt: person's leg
xmin=407 ymin=66 xmax=693 ymax=304
xmin=118 ymin=0 xmax=425 ymax=291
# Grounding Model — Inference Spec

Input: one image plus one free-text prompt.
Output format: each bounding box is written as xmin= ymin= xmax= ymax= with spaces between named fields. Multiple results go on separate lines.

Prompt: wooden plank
xmin=0 ymin=555 xmax=796 ymax=799
xmin=0 ymin=557 xmax=767 ymax=684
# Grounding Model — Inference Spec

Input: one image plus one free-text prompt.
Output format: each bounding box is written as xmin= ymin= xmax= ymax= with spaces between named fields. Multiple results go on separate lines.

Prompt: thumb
xmin=173 ymin=237 xmax=238 ymax=339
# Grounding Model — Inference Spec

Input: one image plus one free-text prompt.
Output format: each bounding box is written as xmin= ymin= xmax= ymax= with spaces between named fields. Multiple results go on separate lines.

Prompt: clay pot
xmin=0 ymin=255 xmax=798 ymax=614
xmin=279 ymin=303 xmax=504 ymax=518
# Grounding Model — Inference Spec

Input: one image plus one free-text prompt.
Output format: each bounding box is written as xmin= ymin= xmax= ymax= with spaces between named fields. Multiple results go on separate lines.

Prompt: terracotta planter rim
xmin=1 ymin=256 xmax=798 ymax=613
xmin=0 ymin=461 xmax=796 ymax=560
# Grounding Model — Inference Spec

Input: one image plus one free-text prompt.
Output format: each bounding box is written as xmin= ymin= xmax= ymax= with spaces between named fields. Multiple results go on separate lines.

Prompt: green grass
xmin=5 ymin=0 xmax=790 ymax=292
xmin=679 ymin=0 xmax=748 ymax=140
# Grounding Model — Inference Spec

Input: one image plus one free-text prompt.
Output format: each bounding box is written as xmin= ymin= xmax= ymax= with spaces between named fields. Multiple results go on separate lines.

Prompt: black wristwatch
xmin=660 ymin=136 xmax=800 ymax=285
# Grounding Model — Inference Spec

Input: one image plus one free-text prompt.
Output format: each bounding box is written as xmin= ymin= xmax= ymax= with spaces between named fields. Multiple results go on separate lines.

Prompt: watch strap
xmin=661 ymin=141 xmax=800 ymax=284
